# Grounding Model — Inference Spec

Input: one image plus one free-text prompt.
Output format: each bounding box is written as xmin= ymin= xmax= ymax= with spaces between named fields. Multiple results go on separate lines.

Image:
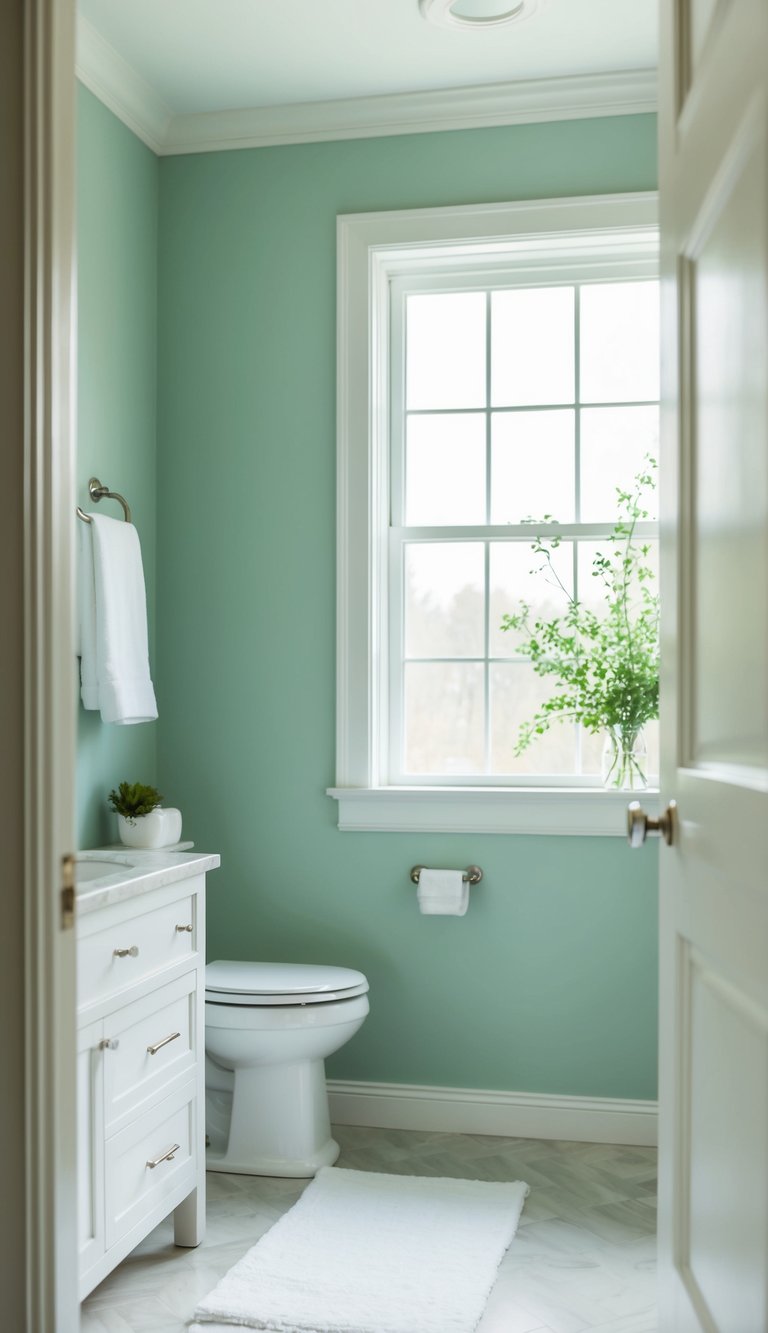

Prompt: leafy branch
xmin=500 ymin=461 xmax=659 ymax=778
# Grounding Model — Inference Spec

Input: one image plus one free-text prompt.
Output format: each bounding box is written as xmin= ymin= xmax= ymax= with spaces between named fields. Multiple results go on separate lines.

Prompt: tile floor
xmin=80 ymin=1125 xmax=658 ymax=1333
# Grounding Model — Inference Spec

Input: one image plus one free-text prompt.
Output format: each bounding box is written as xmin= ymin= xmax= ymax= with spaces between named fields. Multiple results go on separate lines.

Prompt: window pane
xmin=580 ymin=280 xmax=659 ymax=404
xmin=581 ymin=726 xmax=605 ymax=778
xmin=576 ymin=539 xmax=659 ymax=616
xmin=491 ymin=286 xmax=574 ymax=407
xmin=490 ymin=410 xmax=575 ymax=524
xmin=489 ymin=540 xmax=573 ymax=657
xmin=406 ymin=413 xmax=486 ymax=525
xmin=490 ymin=663 xmax=577 ymax=774
xmin=579 ymin=406 xmax=659 ymax=522
xmin=404 ymin=663 xmax=484 ymax=775
xmin=406 ymin=292 xmax=486 ymax=410
xmin=405 ymin=543 xmax=485 ymax=658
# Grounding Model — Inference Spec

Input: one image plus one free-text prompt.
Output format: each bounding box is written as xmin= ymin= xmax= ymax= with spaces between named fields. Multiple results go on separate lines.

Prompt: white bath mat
xmin=190 ymin=1165 xmax=528 ymax=1333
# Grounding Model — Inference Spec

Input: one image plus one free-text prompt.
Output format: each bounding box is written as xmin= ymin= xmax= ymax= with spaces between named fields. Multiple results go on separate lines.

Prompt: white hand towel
xmin=77 ymin=518 xmax=100 ymax=710
xmin=79 ymin=513 xmax=158 ymax=725
xmin=417 ymin=868 xmax=469 ymax=916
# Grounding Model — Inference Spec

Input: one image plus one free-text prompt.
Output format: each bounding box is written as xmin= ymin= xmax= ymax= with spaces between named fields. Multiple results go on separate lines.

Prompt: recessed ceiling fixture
xmin=419 ymin=0 xmax=540 ymax=31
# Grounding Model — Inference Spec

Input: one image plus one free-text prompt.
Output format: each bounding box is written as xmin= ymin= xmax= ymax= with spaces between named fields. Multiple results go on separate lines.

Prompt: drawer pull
xmin=146 ymin=1143 xmax=180 ymax=1170
xmin=176 ymin=923 xmax=193 ymax=933
xmin=113 ymin=945 xmax=139 ymax=958
xmin=146 ymin=1031 xmax=181 ymax=1057
xmin=98 ymin=1037 xmax=119 ymax=1051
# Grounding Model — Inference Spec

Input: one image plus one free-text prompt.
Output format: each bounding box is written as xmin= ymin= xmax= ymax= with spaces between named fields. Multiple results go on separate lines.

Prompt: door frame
xmin=23 ymin=0 xmax=79 ymax=1327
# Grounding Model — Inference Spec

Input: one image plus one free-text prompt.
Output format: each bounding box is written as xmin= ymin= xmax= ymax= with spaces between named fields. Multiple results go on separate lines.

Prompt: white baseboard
xmin=328 ymin=1080 xmax=657 ymax=1147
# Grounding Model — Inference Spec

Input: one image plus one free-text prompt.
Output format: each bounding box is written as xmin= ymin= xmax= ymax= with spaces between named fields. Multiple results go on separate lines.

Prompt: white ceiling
xmin=79 ymin=0 xmax=657 ymax=117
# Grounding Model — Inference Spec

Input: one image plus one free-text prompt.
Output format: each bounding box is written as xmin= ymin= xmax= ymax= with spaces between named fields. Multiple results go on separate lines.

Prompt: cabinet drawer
xmin=78 ymin=894 xmax=196 ymax=1007
xmin=105 ymin=1089 xmax=195 ymax=1248
xmin=103 ymin=973 xmax=197 ymax=1133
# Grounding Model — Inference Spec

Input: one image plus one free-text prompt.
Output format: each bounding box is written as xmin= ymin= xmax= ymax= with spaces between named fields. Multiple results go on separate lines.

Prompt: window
xmin=391 ymin=276 xmax=659 ymax=785
xmin=330 ymin=194 xmax=661 ymax=834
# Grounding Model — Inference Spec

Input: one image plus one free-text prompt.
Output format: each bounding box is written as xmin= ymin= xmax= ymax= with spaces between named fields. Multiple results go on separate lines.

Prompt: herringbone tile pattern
xmin=81 ymin=1125 xmax=658 ymax=1332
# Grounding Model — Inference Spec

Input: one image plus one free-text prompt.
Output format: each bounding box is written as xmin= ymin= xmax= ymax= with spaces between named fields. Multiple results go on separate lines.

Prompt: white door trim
xmin=24 ymin=1 xmax=79 ymax=1327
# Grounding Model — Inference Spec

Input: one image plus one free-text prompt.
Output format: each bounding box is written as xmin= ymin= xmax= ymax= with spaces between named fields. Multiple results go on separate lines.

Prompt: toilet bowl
xmin=204 ymin=959 xmax=369 ymax=1177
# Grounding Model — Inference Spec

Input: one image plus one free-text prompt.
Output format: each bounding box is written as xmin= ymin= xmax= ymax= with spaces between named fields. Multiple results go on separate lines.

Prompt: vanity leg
xmin=174 ymin=1186 xmax=205 ymax=1248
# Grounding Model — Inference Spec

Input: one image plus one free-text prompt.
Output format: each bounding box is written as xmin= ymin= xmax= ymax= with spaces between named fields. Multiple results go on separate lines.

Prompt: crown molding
xmin=76 ymin=16 xmax=172 ymax=154
xmin=164 ymin=69 xmax=657 ymax=155
xmin=76 ymin=14 xmax=656 ymax=158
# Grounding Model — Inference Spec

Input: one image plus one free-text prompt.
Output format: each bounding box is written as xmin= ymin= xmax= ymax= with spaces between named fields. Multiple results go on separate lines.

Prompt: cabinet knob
xmin=175 ymin=924 xmax=193 ymax=933
xmin=98 ymin=1037 xmax=119 ymax=1051
xmin=113 ymin=945 xmax=139 ymax=958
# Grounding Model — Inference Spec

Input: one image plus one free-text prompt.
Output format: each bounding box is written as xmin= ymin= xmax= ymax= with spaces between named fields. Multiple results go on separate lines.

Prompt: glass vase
xmin=601 ymin=727 xmax=648 ymax=791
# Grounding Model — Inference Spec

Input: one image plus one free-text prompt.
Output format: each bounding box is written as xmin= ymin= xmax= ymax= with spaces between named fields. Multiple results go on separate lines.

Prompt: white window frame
xmin=328 ymin=192 xmax=660 ymax=835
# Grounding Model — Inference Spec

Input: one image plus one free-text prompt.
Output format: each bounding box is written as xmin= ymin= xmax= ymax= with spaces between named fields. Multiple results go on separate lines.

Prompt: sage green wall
xmin=76 ymin=87 xmax=159 ymax=848
xmin=156 ymin=114 xmax=660 ymax=1098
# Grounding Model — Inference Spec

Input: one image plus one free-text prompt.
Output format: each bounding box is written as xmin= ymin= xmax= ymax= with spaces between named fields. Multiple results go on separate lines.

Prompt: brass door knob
xmin=627 ymin=800 xmax=677 ymax=848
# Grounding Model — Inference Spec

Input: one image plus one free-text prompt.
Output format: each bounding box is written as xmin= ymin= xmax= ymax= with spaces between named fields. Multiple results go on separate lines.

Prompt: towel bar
xmin=77 ymin=476 xmax=132 ymax=524
xmin=410 ymin=865 xmax=483 ymax=885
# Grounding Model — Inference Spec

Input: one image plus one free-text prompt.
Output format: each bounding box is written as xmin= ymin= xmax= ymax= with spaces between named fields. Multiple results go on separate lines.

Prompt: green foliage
xmin=108 ymin=781 xmax=164 ymax=824
xmin=500 ymin=461 xmax=659 ymax=777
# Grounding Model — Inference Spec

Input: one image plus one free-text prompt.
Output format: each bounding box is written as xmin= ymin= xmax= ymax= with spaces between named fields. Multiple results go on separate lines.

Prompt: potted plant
xmin=108 ymin=781 xmax=183 ymax=848
xmin=500 ymin=462 xmax=659 ymax=790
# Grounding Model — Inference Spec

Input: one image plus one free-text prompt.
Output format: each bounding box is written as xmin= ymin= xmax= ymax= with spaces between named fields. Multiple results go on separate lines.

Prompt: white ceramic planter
xmin=117 ymin=807 xmax=183 ymax=849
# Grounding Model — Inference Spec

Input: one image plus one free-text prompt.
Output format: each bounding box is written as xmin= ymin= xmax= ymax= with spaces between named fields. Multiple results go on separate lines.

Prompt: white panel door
xmin=657 ymin=2 xmax=768 ymax=1331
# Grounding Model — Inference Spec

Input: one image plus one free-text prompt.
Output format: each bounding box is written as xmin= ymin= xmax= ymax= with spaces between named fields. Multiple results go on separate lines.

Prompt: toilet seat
xmin=205 ymin=959 xmax=369 ymax=1006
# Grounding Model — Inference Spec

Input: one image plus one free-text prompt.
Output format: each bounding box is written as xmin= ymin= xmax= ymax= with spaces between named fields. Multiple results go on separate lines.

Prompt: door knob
xmin=627 ymin=800 xmax=677 ymax=848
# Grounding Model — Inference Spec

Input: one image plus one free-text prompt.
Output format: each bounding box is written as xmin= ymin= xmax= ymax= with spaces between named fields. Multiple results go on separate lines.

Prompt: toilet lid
xmin=204 ymin=959 xmax=369 ymax=1006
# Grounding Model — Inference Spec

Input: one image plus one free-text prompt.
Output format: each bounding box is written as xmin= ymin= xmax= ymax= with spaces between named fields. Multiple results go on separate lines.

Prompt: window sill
xmin=326 ymin=785 xmax=660 ymax=837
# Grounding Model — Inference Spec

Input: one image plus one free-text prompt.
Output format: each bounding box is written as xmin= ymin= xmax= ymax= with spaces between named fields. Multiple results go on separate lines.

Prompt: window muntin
xmin=389 ymin=274 xmax=660 ymax=786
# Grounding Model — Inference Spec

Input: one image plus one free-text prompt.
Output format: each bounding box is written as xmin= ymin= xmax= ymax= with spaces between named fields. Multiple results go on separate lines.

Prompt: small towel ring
xmin=77 ymin=477 xmax=132 ymax=524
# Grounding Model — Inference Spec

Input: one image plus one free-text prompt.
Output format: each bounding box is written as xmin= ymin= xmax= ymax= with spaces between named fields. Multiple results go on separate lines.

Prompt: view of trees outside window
xmin=395 ymin=279 xmax=660 ymax=781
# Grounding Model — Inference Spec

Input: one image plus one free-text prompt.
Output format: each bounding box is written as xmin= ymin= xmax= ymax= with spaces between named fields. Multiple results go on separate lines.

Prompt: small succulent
xmin=108 ymin=781 xmax=164 ymax=824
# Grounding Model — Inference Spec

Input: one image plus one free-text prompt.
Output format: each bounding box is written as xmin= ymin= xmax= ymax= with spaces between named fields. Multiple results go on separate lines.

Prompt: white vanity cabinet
xmin=76 ymin=854 xmax=217 ymax=1300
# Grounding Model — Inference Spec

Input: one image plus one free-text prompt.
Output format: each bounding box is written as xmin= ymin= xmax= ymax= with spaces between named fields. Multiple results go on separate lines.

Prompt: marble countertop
xmin=76 ymin=847 xmax=220 ymax=916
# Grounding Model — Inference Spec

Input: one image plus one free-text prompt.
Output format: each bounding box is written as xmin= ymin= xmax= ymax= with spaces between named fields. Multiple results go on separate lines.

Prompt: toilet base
xmin=206 ymin=1136 xmax=340 ymax=1178
xmin=205 ymin=1056 xmax=339 ymax=1178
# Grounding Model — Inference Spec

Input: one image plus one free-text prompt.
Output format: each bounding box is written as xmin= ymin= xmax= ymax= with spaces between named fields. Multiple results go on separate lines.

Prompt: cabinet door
xmin=77 ymin=1017 xmax=104 ymax=1285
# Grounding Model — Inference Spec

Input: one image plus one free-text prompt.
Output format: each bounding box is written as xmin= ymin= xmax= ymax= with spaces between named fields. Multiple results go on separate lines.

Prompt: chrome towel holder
xmin=77 ymin=476 xmax=132 ymax=524
xmin=410 ymin=865 xmax=483 ymax=886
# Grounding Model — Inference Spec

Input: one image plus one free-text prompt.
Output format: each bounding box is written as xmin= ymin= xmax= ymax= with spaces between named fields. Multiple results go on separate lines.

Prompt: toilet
xmin=204 ymin=959 xmax=369 ymax=1177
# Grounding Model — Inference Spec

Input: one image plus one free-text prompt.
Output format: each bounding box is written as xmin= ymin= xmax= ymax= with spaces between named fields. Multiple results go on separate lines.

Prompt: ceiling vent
xmin=419 ymin=0 xmax=540 ymax=30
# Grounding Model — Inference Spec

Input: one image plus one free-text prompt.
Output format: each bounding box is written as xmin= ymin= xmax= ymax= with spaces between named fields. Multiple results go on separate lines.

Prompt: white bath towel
xmin=78 ymin=513 xmax=158 ymax=725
